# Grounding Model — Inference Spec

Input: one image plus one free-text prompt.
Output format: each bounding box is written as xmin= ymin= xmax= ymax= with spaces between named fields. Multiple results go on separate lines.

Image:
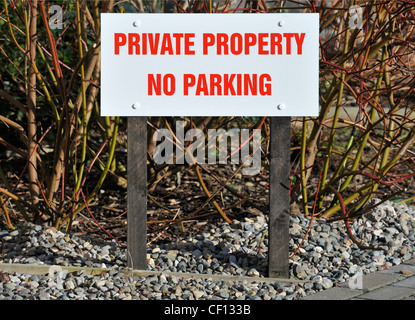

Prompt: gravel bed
xmin=0 ymin=198 xmax=415 ymax=300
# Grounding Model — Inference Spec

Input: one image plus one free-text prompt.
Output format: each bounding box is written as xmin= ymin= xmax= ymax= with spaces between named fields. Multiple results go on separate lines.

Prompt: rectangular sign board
xmin=101 ymin=13 xmax=319 ymax=117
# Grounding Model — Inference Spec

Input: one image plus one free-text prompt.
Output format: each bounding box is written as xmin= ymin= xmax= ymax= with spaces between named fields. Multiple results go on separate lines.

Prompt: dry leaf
xmin=400 ymin=270 xmax=413 ymax=275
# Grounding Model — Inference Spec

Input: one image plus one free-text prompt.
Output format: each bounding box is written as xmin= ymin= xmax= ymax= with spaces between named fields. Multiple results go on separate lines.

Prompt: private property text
xmin=113 ymin=32 xmax=306 ymax=96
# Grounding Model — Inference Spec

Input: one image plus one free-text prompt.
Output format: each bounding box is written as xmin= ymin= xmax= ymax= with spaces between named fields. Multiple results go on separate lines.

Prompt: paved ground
xmin=302 ymin=258 xmax=415 ymax=300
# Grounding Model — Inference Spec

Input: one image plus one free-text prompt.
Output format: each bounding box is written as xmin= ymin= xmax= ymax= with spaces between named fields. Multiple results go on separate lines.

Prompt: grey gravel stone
xmin=0 ymin=199 xmax=414 ymax=300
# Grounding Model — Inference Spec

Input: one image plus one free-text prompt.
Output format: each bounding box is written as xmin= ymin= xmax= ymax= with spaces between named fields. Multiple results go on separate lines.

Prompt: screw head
xmin=133 ymin=20 xmax=141 ymax=27
xmin=132 ymin=102 xmax=140 ymax=109
xmin=278 ymin=20 xmax=285 ymax=27
xmin=277 ymin=103 xmax=286 ymax=110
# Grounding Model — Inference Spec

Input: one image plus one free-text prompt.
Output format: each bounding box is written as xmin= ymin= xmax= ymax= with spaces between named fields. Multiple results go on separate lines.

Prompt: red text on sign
xmin=183 ymin=74 xmax=271 ymax=96
xmin=114 ymin=32 xmax=306 ymax=56
xmin=114 ymin=33 xmax=195 ymax=55
xmin=147 ymin=74 xmax=271 ymax=96
xmin=148 ymin=74 xmax=176 ymax=95
xmin=202 ymin=32 xmax=306 ymax=55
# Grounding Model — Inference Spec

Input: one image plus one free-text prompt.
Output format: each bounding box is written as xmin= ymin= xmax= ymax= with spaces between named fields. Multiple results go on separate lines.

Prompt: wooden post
xmin=127 ymin=117 xmax=147 ymax=270
xmin=268 ymin=117 xmax=291 ymax=278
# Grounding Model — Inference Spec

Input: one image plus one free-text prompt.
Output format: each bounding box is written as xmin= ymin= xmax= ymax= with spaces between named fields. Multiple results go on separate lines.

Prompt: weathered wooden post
xmin=101 ymin=13 xmax=319 ymax=278
xmin=127 ymin=117 xmax=147 ymax=270
xmin=269 ymin=117 xmax=291 ymax=278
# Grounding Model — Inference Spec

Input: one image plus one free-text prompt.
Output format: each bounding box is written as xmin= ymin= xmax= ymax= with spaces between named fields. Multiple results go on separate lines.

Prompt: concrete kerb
xmin=302 ymin=287 xmax=365 ymax=300
xmin=342 ymin=272 xmax=405 ymax=292
xmin=0 ymin=262 xmax=308 ymax=285
xmin=302 ymin=258 xmax=415 ymax=300
xmin=357 ymin=285 xmax=415 ymax=300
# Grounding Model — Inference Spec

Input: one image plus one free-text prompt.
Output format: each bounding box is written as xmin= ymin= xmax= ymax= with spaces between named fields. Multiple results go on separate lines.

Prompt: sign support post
xmin=127 ymin=117 xmax=147 ymax=270
xmin=268 ymin=117 xmax=291 ymax=278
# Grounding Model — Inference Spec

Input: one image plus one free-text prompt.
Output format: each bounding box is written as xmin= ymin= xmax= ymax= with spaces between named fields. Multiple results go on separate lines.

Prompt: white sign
xmin=101 ymin=13 xmax=319 ymax=117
